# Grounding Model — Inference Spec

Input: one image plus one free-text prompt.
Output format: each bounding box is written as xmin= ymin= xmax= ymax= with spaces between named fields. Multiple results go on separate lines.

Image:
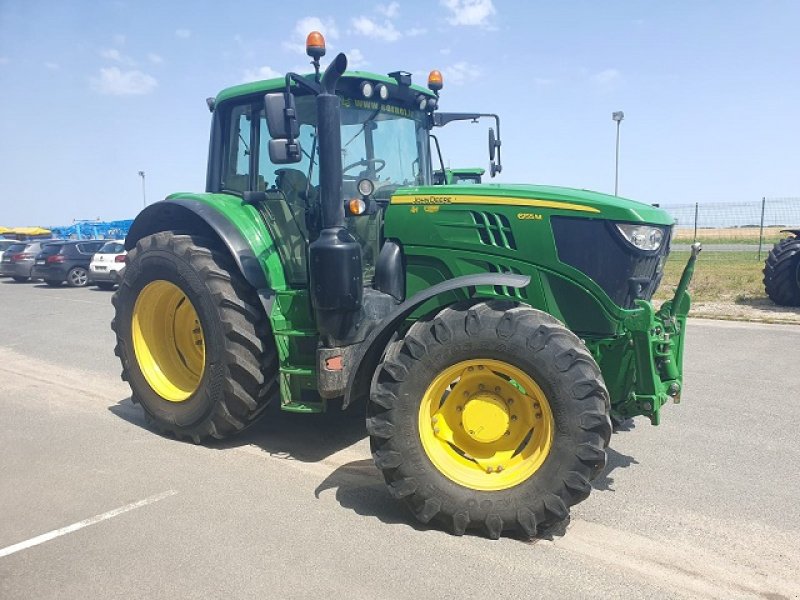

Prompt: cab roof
xmin=215 ymin=71 xmax=435 ymax=105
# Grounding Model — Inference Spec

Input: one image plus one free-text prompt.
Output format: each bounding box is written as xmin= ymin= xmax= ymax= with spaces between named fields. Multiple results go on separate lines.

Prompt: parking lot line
xmin=0 ymin=490 xmax=177 ymax=559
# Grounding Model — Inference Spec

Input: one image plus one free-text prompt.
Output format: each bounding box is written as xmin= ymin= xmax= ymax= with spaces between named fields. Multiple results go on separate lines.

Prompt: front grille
xmin=551 ymin=216 xmax=671 ymax=308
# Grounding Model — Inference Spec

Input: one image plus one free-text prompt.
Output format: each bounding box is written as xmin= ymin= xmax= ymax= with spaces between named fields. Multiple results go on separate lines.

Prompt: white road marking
xmin=0 ymin=490 xmax=177 ymax=559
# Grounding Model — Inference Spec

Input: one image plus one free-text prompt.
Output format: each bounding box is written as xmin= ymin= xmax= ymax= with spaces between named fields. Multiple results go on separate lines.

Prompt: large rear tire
xmin=367 ymin=301 xmax=611 ymax=539
xmin=111 ymin=232 xmax=278 ymax=442
xmin=763 ymin=235 xmax=800 ymax=306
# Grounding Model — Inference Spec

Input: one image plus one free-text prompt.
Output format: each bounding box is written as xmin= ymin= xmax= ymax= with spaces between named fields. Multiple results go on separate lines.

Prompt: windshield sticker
xmin=342 ymin=97 xmax=415 ymax=118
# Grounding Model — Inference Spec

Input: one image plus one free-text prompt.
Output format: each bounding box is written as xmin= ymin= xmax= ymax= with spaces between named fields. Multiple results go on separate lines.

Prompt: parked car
xmin=0 ymin=240 xmax=17 ymax=264
xmin=89 ymin=240 xmax=126 ymax=290
xmin=32 ymin=240 xmax=105 ymax=287
xmin=0 ymin=240 xmax=60 ymax=282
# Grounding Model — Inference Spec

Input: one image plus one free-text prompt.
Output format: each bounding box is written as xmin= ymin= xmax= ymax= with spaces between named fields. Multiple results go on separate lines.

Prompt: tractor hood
xmin=391 ymin=183 xmax=674 ymax=226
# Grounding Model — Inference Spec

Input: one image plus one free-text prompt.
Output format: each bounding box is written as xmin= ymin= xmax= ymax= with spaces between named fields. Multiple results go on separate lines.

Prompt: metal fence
xmin=660 ymin=197 xmax=800 ymax=259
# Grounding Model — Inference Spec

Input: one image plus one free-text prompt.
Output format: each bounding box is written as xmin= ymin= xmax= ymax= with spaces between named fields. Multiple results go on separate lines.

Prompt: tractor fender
xmin=125 ymin=198 xmax=268 ymax=290
xmin=780 ymin=229 xmax=800 ymax=238
xmin=342 ymin=273 xmax=531 ymax=409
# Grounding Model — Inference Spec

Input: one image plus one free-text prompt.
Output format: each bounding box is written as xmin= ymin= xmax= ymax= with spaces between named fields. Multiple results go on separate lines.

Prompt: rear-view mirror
xmin=265 ymin=92 xmax=299 ymax=139
xmin=268 ymin=139 xmax=301 ymax=164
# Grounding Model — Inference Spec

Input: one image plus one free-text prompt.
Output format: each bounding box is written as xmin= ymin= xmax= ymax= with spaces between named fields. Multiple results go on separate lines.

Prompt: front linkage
xmin=591 ymin=243 xmax=701 ymax=425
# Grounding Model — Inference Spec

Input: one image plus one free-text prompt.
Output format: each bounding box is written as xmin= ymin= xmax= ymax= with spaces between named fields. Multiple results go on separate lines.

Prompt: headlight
xmin=615 ymin=223 xmax=665 ymax=251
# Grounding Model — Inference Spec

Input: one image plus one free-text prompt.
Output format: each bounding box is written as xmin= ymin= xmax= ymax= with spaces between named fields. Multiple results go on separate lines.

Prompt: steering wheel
xmin=342 ymin=158 xmax=386 ymax=180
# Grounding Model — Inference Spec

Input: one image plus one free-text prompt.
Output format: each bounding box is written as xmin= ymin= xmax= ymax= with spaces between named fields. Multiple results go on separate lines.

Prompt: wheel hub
xmin=462 ymin=393 xmax=509 ymax=443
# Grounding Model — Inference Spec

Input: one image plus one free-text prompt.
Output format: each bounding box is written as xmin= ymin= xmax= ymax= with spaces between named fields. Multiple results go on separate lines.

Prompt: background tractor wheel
xmin=111 ymin=232 xmax=278 ymax=442
xmin=367 ymin=301 xmax=611 ymax=539
xmin=763 ymin=234 xmax=800 ymax=306
xmin=96 ymin=282 xmax=116 ymax=291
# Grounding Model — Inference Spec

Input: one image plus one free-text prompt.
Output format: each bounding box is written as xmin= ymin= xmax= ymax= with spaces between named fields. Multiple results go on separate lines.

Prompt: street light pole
xmin=612 ymin=111 xmax=624 ymax=196
xmin=138 ymin=170 xmax=147 ymax=208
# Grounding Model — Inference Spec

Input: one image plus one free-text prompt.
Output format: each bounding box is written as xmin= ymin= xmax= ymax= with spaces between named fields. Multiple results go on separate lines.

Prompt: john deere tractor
xmin=112 ymin=33 xmax=700 ymax=539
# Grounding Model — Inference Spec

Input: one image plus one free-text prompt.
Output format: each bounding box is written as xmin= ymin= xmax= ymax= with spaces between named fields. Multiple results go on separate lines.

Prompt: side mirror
xmin=265 ymin=92 xmax=301 ymax=164
xmin=488 ymin=127 xmax=498 ymax=161
xmin=488 ymin=127 xmax=502 ymax=177
xmin=268 ymin=139 xmax=300 ymax=164
xmin=265 ymin=92 xmax=299 ymax=138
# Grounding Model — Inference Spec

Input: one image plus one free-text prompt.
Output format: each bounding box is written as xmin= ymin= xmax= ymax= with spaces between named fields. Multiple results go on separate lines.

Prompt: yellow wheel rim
xmin=131 ymin=280 xmax=205 ymax=402
xmin=418 ymin=359 xmax=554 ymax=491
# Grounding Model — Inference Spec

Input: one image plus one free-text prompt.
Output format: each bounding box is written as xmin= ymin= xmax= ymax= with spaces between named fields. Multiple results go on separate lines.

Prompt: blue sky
xmin=0 ymin=0 xmax=798 ymax=226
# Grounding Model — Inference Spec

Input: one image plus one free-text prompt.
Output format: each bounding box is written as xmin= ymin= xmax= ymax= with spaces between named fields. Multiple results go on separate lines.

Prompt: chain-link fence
xmin=660 ymin=197 xmax=800 ymax=259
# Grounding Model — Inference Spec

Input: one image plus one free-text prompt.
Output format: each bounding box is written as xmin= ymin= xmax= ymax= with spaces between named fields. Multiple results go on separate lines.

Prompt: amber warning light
xmin=427 ymin=70 xmax=443 ymax=92
xmin=306 ymin=31 xmax=326 ymax=58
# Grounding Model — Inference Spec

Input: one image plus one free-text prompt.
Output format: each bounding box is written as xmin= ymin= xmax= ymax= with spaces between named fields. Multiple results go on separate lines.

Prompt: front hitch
xmin=664 ymin=241 xmax=702 ymax=319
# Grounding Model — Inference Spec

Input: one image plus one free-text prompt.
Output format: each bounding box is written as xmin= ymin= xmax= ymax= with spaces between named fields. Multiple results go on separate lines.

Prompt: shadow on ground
xmin=108 ymin=397 xmax=368 ymax=464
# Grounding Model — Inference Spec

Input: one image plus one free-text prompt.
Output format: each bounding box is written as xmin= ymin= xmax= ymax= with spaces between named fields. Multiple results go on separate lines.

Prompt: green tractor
xmin=112 ymin=33 xmax=700 ymax=539
xmin=434 ymin=167 xmax=485 ymax=185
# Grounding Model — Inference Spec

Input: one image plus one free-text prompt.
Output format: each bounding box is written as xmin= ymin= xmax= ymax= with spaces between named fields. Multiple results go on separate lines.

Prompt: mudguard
xmin=125 ymin=198 xmax=268 ymax=290
xmin=342 ymin=273 xmax=531 ymax=409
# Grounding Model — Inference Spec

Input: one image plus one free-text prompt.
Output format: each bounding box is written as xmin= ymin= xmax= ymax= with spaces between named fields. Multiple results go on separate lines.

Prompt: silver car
xmin=0 ymin=240 xmax=60 ymax=282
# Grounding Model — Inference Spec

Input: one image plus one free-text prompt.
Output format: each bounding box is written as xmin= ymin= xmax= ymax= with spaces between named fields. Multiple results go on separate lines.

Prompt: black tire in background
xmin=45 ymin=279 xmax=62 ymax=287
xmin=367 ymin=301 xmax=611 ymax=539
xmin=763 ymin=235 xmax=800 ymax=306
xmin=66 ymin=266 xmax=89 ymax=287
xmin=96 ymin=282 xmax=116 ymax=290
xmin=12 ymin=276 xmax=29 ymax=283
xmin=111 ymin=232 xmax=278 ymax=442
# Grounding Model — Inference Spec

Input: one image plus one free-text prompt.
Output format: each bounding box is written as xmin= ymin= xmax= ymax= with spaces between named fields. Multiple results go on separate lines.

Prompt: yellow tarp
xmin=4 ymin=227 xmax=51 ymax=236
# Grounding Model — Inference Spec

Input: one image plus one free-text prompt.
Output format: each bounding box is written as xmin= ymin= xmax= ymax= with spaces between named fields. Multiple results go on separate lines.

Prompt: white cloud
xmin=242 ymin=65 xmax=281 ymax=82
xmin=147 ymin=53 xmax=164 ymax=64
xmin=44 ymin=62 xmax=60 ymax=70
xmin=592 ymin=68 xmax=621 ymax=86
xmin=441 ymin=0 xmax=496 ymax=27
xmin=91 ymin=67 xmax=157 ymax=95
xmin=347 ymin=48 xmax=368 ymax=70
xmin=175 ymin=29 xmax=191 ymax=39
xmin=440 ymin=48 xmax=451 ymax=55
xmin=351 ymin=16 xmax=402 ymax=41
xmin=284 ymin=17 xmax=339 ymax=54
xmin=406 ymin=27 xmax=427 ymax=36
xmin=100 ymin=48 xmax=137 ymax=66
xmin=377 ymin=2 xmax=400 ymax=18
xmin=443 ymin=61 xmax=482 ymax=85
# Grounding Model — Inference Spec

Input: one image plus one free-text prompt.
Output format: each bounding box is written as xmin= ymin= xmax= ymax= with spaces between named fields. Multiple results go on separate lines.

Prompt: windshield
xmin=339 ymin=98 xmax=430 ymax=196
xmin=253 ymin=95 xmax=430 ymax=199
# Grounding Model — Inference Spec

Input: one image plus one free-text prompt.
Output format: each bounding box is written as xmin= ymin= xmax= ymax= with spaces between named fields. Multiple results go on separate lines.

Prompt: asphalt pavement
xmin=1 ymin=279 xmax=799 ymax=599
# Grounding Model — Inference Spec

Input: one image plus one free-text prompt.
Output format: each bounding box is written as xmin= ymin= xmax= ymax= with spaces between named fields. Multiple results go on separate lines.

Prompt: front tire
xmin=763 ymin=235 xmax=800 ymax=306
xmin=111 ymin=232 xmax=278 ymax=442
xmin=12 ymin=276 xmax=29 ymax=283
xmin=96 ymin=281 xmax=116 ymax=290
xmin=367 ymin=301 xmax=611 ymax=539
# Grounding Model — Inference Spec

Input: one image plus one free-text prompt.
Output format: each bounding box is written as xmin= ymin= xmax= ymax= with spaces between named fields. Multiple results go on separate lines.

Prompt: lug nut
xmin=495 ymin=386 xmax=501 ymax=392
xmin=433 ymin=427 xmax=440 ymax=434
xmin=478 ymin=366 xmax=484 ymax=370
xmin=468 ymin=366 xmax=474 ymax=372
xmin=496 ymin=465 xmax=504 ymax=472
xmin=511 ymin=415 xmax=517 ymax=421
xmin=507 ymin=398 xmax=514 ymax=405
xmin=431 ymin=416 xmax=438 ymax=425
xmin=486 ymin=466 xmax=493 ymax=473
xmin=463 ymin=391 xmax=470 ymax=397
xmin=479 ymin=384 xmax=485 ymax=390
xmin=456 ymin=406 xmax=463 ymax=412
xmin=504 ymin=430 xmax=510 ymax=436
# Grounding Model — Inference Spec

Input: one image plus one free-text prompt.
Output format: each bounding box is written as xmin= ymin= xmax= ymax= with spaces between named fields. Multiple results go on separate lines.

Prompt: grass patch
xmin=672 ymin=227 xmax=790 ymax=245
xmin=654 ymin=251 xmax=765 ymax=303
